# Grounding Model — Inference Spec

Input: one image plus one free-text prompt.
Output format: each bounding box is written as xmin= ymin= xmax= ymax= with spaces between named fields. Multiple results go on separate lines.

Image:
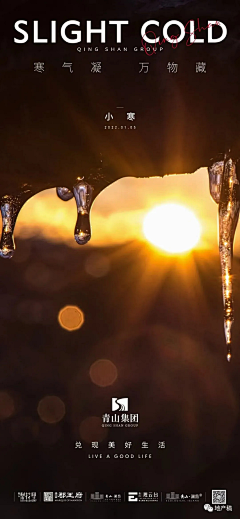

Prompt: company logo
xmin=128 ymin=492 xmax=138 ymax=502
xmin=166 ymin=492 xmax=203 ymax=503
xmin=112 ymin=398 xmax=128 ymax=411
xmin=43 ymin=492 xmax=54 ymax=502
xmin=89 ymin=492 xmax=122 ymax=503
xmin=102 ymin=398 xmax=138 ymax=427
xmin=165 ymin=492 xmax=179 ymax=501
xmin=54 ymin=492 xmax=84 ymax=502
xmin=128 ymin=492 xmax=159 ymax=503
xmin=15 ymin=492 xmax=37 ymax=503
xmin=43 ymin=492 xmax=83 ymax=502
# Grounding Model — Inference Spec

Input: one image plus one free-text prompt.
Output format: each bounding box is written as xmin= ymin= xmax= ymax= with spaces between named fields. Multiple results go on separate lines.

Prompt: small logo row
xmin=15 ymin=491 xmax=203 ymax=504
xmin=13 ymin=489 xmax=233 ymax=510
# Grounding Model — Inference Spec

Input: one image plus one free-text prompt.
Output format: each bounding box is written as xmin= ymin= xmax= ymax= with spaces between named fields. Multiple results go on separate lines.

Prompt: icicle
xmin=56 ymin=187 xmax=73 ymax=201
xmin=0 ymin=196 xmax=22 ymax=259
xmin=208 ymin=155 xmax=240 ymax=361
xmin=73 ymin=180 xmax=93 ymax=245
xmin=208 ymin=159 xmax=224 ymax=203
xmin=218 ymin=156 xmax=240 ymax=361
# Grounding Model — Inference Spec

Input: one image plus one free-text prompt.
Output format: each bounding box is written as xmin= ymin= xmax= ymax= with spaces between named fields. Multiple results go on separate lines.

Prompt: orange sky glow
xmin=14 ymin=167 xmax=240 ymax=256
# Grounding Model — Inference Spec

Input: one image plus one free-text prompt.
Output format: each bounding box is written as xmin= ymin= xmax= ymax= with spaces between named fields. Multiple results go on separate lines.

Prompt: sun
xmin=143 ymin=203 xmax=201 ymax=253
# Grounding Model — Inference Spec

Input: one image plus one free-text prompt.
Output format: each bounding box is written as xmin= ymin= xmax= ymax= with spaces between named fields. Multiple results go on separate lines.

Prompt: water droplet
xmin=56 ymin=187 xmax=73 ymax=201
xmin=218 ymin=156 xmax=240 ymax=359
xmin=0 ymin=196 xmax=21 ymax=259
xmin=73 ymin=181 xmax=93 ymax=245
xmin=227 ymin=350 xmax=232 ymax=362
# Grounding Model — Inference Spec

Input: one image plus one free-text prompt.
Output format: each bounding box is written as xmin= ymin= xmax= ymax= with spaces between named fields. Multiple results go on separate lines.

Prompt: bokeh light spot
xmin=0 ymin=391 xmax=15 ymax=420
xmin=79 ymin=416 xmax=108 ymax=443
xmin=58 ymin=305 xmax=84 ymax=331
xmin=85 ymin=252 xmax=110 ymax=278
xmin=89 ymin=359 xmax=118 ymax=387
xmin=37 ymin=395 xmax=66 ymax=424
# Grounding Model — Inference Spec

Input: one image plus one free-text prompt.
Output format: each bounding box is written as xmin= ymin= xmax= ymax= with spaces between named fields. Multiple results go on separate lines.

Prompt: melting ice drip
xmin=57 ymin=179 xmax=93 ymax=245
xmin=208 ymin=155 xmax=240 ymax=361
xmin=0 ymin=193 xmax=30 ymax=259
xmin=0 ymin=180 xmax=93 ymax=260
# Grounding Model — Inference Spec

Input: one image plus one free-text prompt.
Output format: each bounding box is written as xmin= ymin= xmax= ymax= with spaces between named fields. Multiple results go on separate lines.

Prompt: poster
xmin=0 ymin=0 xmax=239 ymax=517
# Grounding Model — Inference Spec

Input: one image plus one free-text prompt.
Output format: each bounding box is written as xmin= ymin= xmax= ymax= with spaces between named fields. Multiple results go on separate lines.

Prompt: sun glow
xmin=143 ymin=203 xmax=201 ymax=253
